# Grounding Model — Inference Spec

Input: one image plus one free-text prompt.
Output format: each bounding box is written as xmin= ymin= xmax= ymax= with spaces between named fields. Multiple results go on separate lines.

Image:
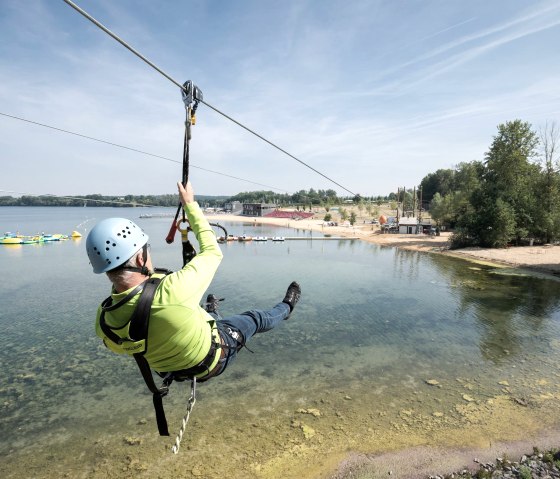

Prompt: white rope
xmin=171 ymin=377 xmax=197 ymax=454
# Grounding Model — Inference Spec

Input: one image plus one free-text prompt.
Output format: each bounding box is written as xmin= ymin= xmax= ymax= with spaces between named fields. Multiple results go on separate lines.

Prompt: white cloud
xmin=1 ymin=0 xmax=560 ymax=198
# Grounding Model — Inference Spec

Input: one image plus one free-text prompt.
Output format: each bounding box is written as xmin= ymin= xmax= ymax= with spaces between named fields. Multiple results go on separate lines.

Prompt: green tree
xmin=451 ymin=120 xmax=540 ymax=247
xmin=420 ymin=168 xmax=455 ymax=203
xmin=429 ymin=193 xmax=448 ymax=226
xmin=534 ymin=121 xmax=560 ymax=243
xmin=349 ymin=212 xmax=357 ymax=225
xmin=483 ymin=119 xmax=539 ymax=243
xmin=340 ymin=208 xmax=349 ymax=221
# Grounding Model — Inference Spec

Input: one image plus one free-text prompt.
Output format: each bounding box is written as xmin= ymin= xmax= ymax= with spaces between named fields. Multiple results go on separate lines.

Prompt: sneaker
xmin=282 ymin=281 xmax=301 ymax=314
xmin=205 ymin=294 xmax=224 ymax=313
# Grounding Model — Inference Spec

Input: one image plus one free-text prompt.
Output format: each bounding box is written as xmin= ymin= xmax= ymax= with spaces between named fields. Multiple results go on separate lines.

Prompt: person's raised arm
xmin=177 ymin=181 xmax=194 ymax=206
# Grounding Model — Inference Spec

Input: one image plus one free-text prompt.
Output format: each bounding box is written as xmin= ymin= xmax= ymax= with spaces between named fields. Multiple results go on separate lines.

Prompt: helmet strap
xmin=121 ymin=243 xmax=150 ymax=276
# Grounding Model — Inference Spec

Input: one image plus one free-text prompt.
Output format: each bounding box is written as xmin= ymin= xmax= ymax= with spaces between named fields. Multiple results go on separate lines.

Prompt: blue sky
xmin=1 ymin=0 xmax=559 ymax=198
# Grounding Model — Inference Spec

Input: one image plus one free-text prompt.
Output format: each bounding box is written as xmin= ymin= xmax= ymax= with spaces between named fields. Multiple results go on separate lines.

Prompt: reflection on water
xmin=1 ymin=208 xmax=560 ymax=478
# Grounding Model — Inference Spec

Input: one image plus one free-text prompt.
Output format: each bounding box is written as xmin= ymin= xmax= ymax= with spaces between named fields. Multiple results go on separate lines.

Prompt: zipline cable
xmin=0 ymin=112 xmax=288 ymax=193
xmin=61 ymin=0 xmax=358 ymax=197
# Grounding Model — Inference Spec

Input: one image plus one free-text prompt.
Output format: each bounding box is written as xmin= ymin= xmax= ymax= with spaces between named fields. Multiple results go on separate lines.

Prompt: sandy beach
xmin=208 ymin=213 xmax=560 ymax=276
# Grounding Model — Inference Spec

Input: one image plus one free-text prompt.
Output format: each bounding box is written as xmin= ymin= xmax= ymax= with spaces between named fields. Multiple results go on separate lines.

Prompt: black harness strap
xmin=99 ymin=275 xmax=172 ymax=436
xmin=130 ymin=277 xmax=172 ymax=436
xmin=133 ymin=354 xmax=170 ymax=436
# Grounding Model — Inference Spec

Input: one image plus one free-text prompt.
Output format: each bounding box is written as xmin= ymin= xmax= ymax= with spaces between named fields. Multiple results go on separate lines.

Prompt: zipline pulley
xmin=182 ymin=80 xmax=203 ymax=140
xmin=165 ymin=80 xmax=202 ymax=250
xmin=165 ymin=81 xmax=227 ymax=268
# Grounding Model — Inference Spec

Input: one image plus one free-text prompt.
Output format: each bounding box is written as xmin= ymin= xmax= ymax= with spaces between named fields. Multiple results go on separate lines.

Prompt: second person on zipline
xmin=86 ymin=180 xmax=301 ymax=383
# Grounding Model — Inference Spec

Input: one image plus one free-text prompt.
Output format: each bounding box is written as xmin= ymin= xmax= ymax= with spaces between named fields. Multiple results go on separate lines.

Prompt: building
xmin=398 ymin=217 xmax=432 ymax=234
xmin=224 ymin=200 xmax=242 ymax=214
xmin=242 ymin=203 xmax=277 ymax=217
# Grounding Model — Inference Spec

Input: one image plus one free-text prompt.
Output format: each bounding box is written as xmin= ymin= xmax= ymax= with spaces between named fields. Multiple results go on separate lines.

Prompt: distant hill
xmin=0 ymin=194 xmax=231 ymax=207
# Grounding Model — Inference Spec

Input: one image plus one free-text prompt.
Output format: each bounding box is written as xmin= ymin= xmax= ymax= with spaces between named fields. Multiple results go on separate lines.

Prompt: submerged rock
xmin=297 ymin=408 xmax=322 ymax=417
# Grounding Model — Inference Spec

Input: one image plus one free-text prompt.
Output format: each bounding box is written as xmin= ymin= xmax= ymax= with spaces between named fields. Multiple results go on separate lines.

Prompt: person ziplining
xmin=86 ymin=181 xmax=301 ymax=449
xmin=60 ymin=0 xmax=354 ymax=453
xmin=85 ymin=78 xmax=301 ymax=452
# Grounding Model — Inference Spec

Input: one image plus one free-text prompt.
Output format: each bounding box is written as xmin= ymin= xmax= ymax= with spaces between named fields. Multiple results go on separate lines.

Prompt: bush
xmin=449 ymin=229 xmax=476 ymax=249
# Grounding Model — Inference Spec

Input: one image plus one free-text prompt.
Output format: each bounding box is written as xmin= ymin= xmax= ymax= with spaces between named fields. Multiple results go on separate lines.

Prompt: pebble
xmin=430 ymin=449 xmax=560 ymax=478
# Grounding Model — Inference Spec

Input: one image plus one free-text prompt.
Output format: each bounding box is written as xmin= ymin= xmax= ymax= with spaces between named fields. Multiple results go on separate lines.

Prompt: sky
xmin=1 ymin=0 xmax=560 ymax=199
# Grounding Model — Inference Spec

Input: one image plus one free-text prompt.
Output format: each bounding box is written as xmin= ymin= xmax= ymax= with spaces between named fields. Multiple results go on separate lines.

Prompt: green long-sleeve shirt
xmin=95 ymin=202 xmax=223 ymax=374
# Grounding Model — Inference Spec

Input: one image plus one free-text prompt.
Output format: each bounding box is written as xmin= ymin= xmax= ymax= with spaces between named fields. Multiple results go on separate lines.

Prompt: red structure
xmin=264 ymin=210 xmax=314 ymax=219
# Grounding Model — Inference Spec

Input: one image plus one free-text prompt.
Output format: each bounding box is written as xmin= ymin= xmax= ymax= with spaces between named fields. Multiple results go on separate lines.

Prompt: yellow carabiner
xmin=176 ymin=220 xmax=190 ymax=242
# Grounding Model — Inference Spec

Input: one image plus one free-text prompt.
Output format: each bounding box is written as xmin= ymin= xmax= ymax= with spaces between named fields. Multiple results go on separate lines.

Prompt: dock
xmin=281 ymin=236 xmax=359 ymax=241
xmin=220 ymin=236 xmax=359 ymax=243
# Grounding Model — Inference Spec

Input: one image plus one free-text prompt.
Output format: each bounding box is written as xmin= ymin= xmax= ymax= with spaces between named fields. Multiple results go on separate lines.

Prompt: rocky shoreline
xmin=434 ymin=448 xmax=560 ymax=479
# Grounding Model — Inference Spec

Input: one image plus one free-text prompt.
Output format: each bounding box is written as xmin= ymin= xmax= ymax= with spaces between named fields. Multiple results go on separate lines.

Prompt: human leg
xmin=207 ymin=282 xmax=301 ymax=377
xmin=219 ymin=301 xmax=291 ymax=343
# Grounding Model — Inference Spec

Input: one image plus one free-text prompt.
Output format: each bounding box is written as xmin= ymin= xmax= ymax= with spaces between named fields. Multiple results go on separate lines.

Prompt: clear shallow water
xmin=1 ymin=207 xmax=560 ymax=478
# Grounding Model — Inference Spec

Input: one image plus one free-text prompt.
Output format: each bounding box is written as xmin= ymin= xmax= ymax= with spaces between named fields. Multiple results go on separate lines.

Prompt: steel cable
xmin=61 ymin=0 xmax=357 ymax=196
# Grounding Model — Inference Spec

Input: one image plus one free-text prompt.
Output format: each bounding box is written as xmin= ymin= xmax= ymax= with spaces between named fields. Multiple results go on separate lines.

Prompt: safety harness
xmin=98 ymin=269 xmax=220 ymax=437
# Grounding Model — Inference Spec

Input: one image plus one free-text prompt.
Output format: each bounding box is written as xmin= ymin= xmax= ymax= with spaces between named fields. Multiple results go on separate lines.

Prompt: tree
xmin=419 ymin=168 xmax=455 ymax=203
xmin=429 ymin=193 xmax=447 ymax=226
xmin=349 ymin=212 xmax=357 ymax=225
xmin=483 ymin=119 xmax=539 ymax=243
xmin=451 ymin=120 xmax=540 ymax=247
xmin=340 ymin=208 xmax=349 ymax=221
xmin=535 ymin=121 xmax=560 ymax=243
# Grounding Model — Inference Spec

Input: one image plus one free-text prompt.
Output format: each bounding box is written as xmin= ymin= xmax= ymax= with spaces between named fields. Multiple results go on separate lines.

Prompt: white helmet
xmin=86 ymin=218 xmax=148 ymax=274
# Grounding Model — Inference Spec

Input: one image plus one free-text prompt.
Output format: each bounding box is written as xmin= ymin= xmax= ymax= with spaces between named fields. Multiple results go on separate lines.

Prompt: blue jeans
xmin=209 ymin=301 xmax=291 ymax=376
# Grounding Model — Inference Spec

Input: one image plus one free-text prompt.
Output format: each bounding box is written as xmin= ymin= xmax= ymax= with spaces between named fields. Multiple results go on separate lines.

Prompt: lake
xmin=1 ymin=206 xmax=560 ymax=478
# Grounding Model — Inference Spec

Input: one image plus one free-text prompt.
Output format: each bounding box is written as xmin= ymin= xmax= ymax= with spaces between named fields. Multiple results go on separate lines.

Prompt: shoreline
xmin=207 ymin=213 xmax=560 ymax=276
xmin=207 ymin=213 xmax=560 ymax=478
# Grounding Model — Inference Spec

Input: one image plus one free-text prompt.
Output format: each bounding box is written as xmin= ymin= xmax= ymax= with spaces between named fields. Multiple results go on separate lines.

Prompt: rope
xmin=61 ymin=0 xmax=358 ymax=197
xmin=171 ymin=377 xmax=197 ymax=454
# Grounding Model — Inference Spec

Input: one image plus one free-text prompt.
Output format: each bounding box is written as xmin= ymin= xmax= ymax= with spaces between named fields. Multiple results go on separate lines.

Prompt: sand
xmin=207 ymin=213 xmax=560 ymax=276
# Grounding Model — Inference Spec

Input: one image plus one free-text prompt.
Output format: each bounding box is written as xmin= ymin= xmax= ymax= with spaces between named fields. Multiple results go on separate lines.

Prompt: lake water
xmin=1 ymin=206 xmax=560 ymax=479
